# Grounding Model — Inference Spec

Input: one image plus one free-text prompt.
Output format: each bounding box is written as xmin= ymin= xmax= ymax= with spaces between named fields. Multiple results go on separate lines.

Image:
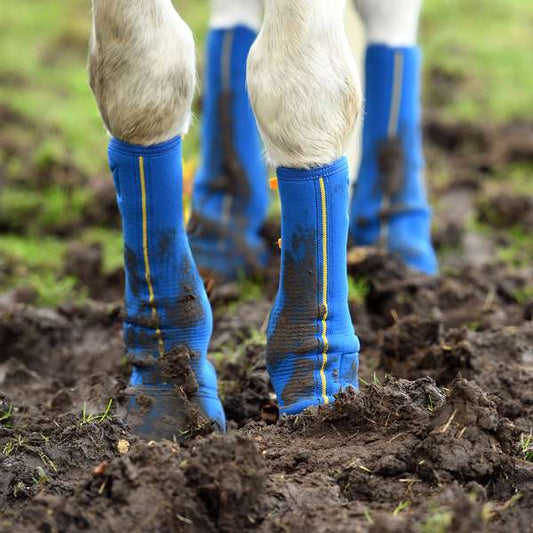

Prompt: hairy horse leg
xmin=248 ymin=0 xmax=361 ymax=414
xmin=89 ymin=0 xmax=225 ymax=440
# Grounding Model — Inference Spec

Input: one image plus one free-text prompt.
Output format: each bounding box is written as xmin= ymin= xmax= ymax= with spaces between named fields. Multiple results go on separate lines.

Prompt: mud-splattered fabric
xmin=189 ymin=26 xmax=269 ymax=280
xmin=349 ymin=45 xmax=438 ymax=275
xmin=268 ymin=157 xmax=360 ymax=415
xmin=108 ymin=136 xmax=225 ymax=433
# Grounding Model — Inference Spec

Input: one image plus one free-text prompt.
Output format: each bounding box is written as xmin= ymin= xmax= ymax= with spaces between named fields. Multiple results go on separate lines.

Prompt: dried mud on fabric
xmin=0 ymin=119 xmax=533 ymax=532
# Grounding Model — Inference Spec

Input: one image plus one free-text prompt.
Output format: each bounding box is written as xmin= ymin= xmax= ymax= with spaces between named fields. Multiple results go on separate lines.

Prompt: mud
xmin=160 ymin=254 xmax=206 ymax=328
xmin=267 ymin=228 xmax=320 ymax=368
xmin=2 ymin=238 xmax=532 ymax=532
xmin=1 ymin=116 xmax=533 ymax=531
xmin=378 ymin=137 xmax=405 ymax=197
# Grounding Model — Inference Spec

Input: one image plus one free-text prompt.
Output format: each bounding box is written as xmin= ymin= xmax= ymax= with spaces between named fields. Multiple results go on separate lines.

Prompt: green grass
xmin=2 ymin=0 xmax=530 ymax=181
xmin=0 ymin=186 xmax=91 ymax=234
xmin=514 ymin=285 xmax=533 ymax=305
xmin=0 ymin=234 xmax=89 ymax=306
xmin=79 ymin=399 xmax=114 ymax=426
xmin=348 ymin=276 xmax=369 ymax=304
xmin=0 ymin=0 xmax=210 ymax=176
xmin=467 ymin=215 xmax=533 ymax=269
xmin=0 ymin=235 xmax=66 ymax=269
xmin=1 ymin=0 xmax=532 ymax=306
xmin=422 ymin=0 xmax=533 ymax=121
xmin=80 ymin=228 xmax=124 ymax=273
xmin=520 ymin=434 xmax=533 ymax=462
xmin=0 ymin=403 xmax=13 ymax=428
xmin=496 ymin=227 xmax=533 ymax=269
xmin=393 ymin=500 xmax=412 ymax=516
xmin=420 ymin=507 xmax=453 ymax=533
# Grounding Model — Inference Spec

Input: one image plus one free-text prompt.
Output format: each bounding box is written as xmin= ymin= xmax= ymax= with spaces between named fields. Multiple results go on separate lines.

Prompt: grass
xmin=393 ymin=500 xmax=412 ymax=516
xmin=0 ymin=234 xmax=89 ymax=306
xmin=2 ymin=435 xmax=26 ymax=457
xmin=427 ymin=394 xmax=435 ymax=412
xmin=514 ymin=285 xmax=533 ymax=305
xmin=30 ymin=272 xmax=87 ymax=307
xmin=1 ymin=0 xmax=532 ymax=306
xmin=496 ymin=227 xmax=533 ymax=269
xmin=0 ymin=403 xmax=13 ymax=428
xmin=520 ymin=433 xmax=533 ymax=462
xmin=211 ymin=327 xmax=266 ymax=367
xmin=237 ymin=276 xmax=264 ymax=303
xmin=0 ymin=185 xmax=91 ymax=234
xmin=420 ymin=507 xmax=453 ymax=533
xmin=467 ymin=215 xmax=533 ymax=270
xmin=2 ymin=0 xmax=531 ymax=179
xmin=79 ymin=399 xmax=114 ymax=426
xmin=80 ymin=228 xmax=124 ymax=273
xmin=0 ymin=235 xmax=66 ymax=269
xmin=422 ymin=0 xmax=533 ymax=122
xmin=0 ymin=0 xmax=210 ymax=175
xmin=348 ymin=276 xmax=370 ymax=304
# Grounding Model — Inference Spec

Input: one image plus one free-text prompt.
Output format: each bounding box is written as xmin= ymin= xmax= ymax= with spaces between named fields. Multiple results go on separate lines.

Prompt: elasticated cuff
xmin=108 ymin=135 xmax=182 ymax=157
xmin=277 ymin=157 xmax=349 ymax=181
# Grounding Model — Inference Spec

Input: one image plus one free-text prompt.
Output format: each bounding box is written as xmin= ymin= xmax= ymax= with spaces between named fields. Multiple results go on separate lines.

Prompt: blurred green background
xmin=0 ymin=0 xmax=532 ymax=305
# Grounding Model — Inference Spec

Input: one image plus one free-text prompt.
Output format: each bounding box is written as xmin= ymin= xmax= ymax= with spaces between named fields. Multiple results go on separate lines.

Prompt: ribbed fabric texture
xmin=108 ymin=136 xmax=225 ymax=428
xmin=268 ymin=157 xmax=360 ymax=415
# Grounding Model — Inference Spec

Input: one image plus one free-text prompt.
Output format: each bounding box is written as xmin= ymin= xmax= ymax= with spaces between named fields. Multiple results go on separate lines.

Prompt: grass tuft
xmin=393 ymin=500 xmax=412 ymax=516
xmin=520 ymin=433 xmax=533 ymax=462
xmin=348 ymin=276 xmax=369 ymax=305
xmin=0 ymin=402 xmax=13 ymax=427
xmin=79 ymin=399 xmax=114 ymax=426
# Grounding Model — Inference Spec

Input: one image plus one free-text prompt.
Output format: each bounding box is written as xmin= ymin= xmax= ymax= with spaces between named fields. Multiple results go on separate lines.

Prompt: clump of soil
xmin=5 ymin=433 xmax=266 ymax=533
xmin=477 ymin=193 xmax=533 ymax=231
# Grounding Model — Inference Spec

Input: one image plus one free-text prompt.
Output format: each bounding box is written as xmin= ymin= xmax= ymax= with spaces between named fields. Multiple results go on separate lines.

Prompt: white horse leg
xmin=248 ymin=0 xmax=360 ymax=168
xmin=354 ymin=0 xmax=423 ymax=46
xmin=88 ymin=0 xmax=225 ymax=439
xmin=89 ymin=0 xmax=195 ymax=145
xmin=210 ymin=0 xmax=263 ymax=31
xmin=188 ymin=0 xmax=268 ymax=280
xmin=248 ymin=0 xmax=361 ymax=414
xmin=350 ymin=0 xmax=438 ymax=275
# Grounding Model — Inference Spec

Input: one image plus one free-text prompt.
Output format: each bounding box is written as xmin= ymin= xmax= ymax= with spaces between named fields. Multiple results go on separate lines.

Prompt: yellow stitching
xmin=139 ymin=156 xmax=165 ymax=357
xmin=319 ymin=177 xmax=329 ymax=405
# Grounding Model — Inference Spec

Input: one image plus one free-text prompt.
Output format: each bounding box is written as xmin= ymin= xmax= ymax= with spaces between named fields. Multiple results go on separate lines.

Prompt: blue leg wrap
xmin=267 ymin=158 xmax=360 ymax=415
xmin=349 ymin=45 xmax=438 ymax=275
xmin=189 ymin=26 xmax=269 ymax=280
xmin=108 ymin=136 xmax=225 ymax=439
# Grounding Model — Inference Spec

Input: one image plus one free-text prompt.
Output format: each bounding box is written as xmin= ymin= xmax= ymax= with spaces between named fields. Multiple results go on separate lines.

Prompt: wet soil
xmin=1 ymin=118 xmax=532 ymax=532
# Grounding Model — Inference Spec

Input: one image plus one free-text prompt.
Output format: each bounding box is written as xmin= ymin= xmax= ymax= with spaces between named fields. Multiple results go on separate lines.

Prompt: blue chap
xmin=268 ymin=158 xmax=360 ymax=415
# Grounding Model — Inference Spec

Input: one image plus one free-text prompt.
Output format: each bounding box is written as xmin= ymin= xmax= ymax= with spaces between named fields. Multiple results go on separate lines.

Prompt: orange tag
xmin=269 ymin=177 xmax=278 ymax=190
xmin=277 ymin=238 xmax=282 ymax=250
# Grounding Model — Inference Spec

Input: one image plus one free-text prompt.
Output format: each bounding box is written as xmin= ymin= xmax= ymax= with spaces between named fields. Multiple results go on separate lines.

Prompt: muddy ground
xmin=0 ymin=118 xmax=532 ymax=532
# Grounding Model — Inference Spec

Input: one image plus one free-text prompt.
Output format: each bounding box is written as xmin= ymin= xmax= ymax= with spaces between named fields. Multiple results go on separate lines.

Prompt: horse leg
xmin=89 ymin=0 xmax=225 ymax=439
xmin=350 ymin=0 xmax=438 ymax=275
xmin=248 ymin=0 xmax=361 ymax=414
xmin=188 ymin=0 xmax=269 ymax=281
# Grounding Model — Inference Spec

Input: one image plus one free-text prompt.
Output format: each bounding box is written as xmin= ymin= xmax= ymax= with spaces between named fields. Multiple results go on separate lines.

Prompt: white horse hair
xmin=89 ymin=0 xmax=422 ymax=167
